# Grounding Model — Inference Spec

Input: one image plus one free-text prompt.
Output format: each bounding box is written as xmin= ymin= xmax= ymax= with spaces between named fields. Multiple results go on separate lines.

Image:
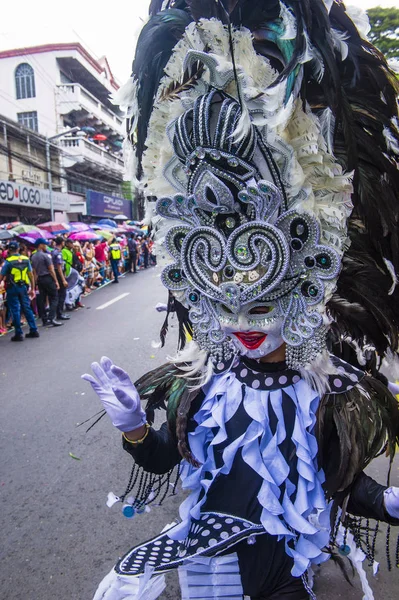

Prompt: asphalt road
xmin=0 ymin=268 xmax=398 ymax=600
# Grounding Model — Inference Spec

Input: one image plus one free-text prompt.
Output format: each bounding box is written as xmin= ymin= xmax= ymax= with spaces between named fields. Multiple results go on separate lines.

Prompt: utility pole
xmin=46 ymin=127 xmax=80 ymax=220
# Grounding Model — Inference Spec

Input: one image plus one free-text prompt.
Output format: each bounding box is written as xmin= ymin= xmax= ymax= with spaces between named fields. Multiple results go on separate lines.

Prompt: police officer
xmin=31 ymin=238 xmax=63 ymax=327
xmin=0 ymin=240 xmax=39 ymax=341
xmin=108 ymin=236 xmax=122 ymax=283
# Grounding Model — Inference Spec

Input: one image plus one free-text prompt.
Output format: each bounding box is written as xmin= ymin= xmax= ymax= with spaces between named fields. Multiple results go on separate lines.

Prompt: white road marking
xmin=96 ymin=293 xmax=130 ymax=310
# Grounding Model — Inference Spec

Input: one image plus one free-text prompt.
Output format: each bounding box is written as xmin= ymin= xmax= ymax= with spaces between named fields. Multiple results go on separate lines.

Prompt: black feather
xmin=318 ymin=376 xmax=399 ymax=496
xmin=132 ymin=9 xmax=193 ymax=170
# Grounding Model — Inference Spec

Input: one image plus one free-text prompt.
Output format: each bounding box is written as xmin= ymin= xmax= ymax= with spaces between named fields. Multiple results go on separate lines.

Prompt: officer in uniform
xmin=31 ymin=238 xmax=63 ymax=327
xmin=108 ymin=237 xmax=122 ymax=283
xmin=0 ymin=241 xmax=39 ymax=341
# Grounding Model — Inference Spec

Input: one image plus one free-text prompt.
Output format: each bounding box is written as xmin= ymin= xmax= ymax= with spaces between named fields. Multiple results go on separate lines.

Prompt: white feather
xmin=331 ymin=28 xmax=349 ymax=61
xmin=319 ymin=108 xmax=336 ymax=155
xmin=280 ymin=3 xmax=297 ymax=40
xmin=383 ymin=257 xmax=398 ymax=295
xmin=298 ymin=351 xmax=337 ymax=396
xmin=111 ymin=77 xmax=138 ymax=120
xmin=345 ymin=5 xmax=371 ymax=39
xmin=231 ymin=102 xmax=252 ymax=143
xmin=167 ymin=340 xmax=214 ymax=389
xmin=383 ymin=126 xmax=399 ymax=154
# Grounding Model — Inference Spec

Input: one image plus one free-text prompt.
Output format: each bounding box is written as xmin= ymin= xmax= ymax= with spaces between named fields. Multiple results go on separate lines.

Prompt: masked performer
xmin=83 ymin=2 xmax=399 ymax=599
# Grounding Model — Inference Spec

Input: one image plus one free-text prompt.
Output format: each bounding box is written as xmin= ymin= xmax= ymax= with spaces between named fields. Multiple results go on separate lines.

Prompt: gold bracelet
xmin=122 ymin=424 xmax=150 ymax=445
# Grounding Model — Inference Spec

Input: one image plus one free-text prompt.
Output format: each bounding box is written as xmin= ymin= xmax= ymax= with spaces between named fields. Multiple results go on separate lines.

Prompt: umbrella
xmin=39 ymin=221 xmax=71 ymax=234
xmin=93 ymin=134 xmax=107 ymax=141
xmin=17 ymin=229 xmax=54 ymax=241
xmin=11 ymin=224 xmax=43 ymax=234
xmin=17 ymin=231 xmax=51 ymax=245
xmin=81 ymin=126 xmax=96 ymax=134
xmin=1 ymin=221 xmax=22 ymax=230
xmin=113 ymin=214 xmax=128 ymax=220
xmin=0 ymin=230 xmax=14 ymax=240
xmin=68 ymin=222 xmax=92 ymax=232
xmin=68 ymin=231 xmax=100 ymax=242
xmin=97 ymin=218 xmax=117 ymax=228
xmin=96 ymin=229 xmax=114 ymax=241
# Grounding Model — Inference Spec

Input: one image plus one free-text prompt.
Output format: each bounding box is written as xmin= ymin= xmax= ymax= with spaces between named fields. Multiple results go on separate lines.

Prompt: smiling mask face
xmin=216 ymin=301 xmax=284 ymax=359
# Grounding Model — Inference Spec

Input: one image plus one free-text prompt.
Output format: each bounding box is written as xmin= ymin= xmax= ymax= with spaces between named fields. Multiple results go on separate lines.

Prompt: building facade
xmin=0 ymin=43 xmax=133 ymax=220
xmin=0 ymin=115 xmax=75 ymax=223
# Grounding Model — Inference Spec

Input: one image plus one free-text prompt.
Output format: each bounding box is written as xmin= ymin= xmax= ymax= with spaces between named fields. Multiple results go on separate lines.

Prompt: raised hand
xmin=82 ymin=356 xmax=146 ymax=432
xmin=384 ymin=487 xmax=399 ymax=519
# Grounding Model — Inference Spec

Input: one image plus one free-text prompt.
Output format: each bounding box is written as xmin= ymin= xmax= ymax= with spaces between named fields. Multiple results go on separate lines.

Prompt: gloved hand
xmin=82 ymin=356 xmax=146 ymax=433
xmin=384 ymin=487 xmax=399 ymax=519
xmin=387 ymin=381 xmax=399 ymax=397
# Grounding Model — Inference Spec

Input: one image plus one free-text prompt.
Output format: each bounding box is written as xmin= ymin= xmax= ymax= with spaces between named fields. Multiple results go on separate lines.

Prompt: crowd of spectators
xmin=0 ymin=232 xmax=155 ymax=339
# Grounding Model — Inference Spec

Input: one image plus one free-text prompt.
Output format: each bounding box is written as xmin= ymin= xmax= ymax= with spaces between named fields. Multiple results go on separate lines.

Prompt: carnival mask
xmin=156 ymin=89 xmax=341 ymax=368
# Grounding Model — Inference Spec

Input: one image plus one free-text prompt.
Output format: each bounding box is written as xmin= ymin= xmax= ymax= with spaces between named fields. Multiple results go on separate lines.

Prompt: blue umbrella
xmin=97 ymin=218 xmax=117 ymax=228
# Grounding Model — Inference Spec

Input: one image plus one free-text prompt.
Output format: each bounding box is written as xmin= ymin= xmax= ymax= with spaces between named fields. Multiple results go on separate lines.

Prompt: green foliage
xmin=368 ymin=7 xmax=399 ymax=59
xmin=122 ymin=180 xmax=133 ymax=200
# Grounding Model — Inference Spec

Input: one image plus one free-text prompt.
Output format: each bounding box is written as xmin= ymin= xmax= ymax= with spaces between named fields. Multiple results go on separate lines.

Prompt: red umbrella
xmin=69 ymin=231 xmax=100 ymax=241
xmin=93 ymin=134 xmax=107 ymax=141
xmin=39 ymin=221 xmax=71 ymax=234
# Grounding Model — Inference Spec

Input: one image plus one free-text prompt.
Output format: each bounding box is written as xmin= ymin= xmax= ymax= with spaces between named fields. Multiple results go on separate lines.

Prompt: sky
xmin=1 ymin=0 xmax=399 ymax=83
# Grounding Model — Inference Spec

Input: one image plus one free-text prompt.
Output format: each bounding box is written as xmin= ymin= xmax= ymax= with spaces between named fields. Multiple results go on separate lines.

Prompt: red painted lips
xmin=233 ymin=332 xmax=267 ymax=350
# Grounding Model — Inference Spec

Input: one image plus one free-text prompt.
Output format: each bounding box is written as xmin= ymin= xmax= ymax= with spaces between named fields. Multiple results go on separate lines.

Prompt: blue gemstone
xmin=122 ymin=505 xmax=135 ymax=518
xmin=338 ymin=544 xmax=351 ymax=556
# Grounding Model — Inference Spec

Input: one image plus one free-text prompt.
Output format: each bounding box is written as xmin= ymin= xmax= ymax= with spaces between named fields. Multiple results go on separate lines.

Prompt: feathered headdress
xmin=116 ymin=0 xmax=399 ymax=382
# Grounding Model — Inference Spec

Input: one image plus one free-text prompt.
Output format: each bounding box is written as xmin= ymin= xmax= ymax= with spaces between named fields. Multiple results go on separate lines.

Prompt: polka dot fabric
xmin=116 ymin=512 xmax=263 ymax=576
xmin=231 ymin=356 xmax=364 ymax=394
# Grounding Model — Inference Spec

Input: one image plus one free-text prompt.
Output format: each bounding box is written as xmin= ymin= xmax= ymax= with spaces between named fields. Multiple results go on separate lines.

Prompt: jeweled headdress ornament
xmin=115 ymin=0 xmax=399 ymax=382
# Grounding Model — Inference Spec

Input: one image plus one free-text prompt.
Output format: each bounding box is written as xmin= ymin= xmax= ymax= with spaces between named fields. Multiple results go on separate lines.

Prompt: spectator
xmin=94 ymin=238 xmax=108 ymax=282
xmin=83 ymin=242 xmax=95 ymax=289
xmin=142 ymin=235 xmax=150 ymax=269
xmin=31 ymin=238 xmax=62 ymax=327
xmin=52 ymin=237 xmax=70 ymax=321
xmin=0 ymin=240 xmax=39 ymax=341
xmin=0 ymin=258 xmax=6 ymax=334
xmin=127 ymin=234 xmax=137 ymax=273
xmin=72 ymin=241 xmax=85 ymax=275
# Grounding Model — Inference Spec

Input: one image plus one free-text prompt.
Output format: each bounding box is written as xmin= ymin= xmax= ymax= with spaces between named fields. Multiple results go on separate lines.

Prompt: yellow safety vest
xmin=6 ymin=254 xmax=31 ymax=286
xmin=110 ymin=244 xmax=121 ymax=260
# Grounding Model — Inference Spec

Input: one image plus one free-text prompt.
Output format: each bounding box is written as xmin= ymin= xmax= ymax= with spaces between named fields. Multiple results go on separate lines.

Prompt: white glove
xmin=82 ymin=356 xmax=146 ymax=433
xmin=388 ymin=381 xmax=399 ymax=397
xmin=93 ymin=566 xmax=165 ymax=600
xmin=384 ymin=487 xmax=399 ymax=519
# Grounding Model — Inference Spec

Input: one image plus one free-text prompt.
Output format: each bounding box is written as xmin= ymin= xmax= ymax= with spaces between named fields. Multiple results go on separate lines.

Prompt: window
xmin=15 ymin=63 xmax=36 ymax=99
xmin=17 ymin=111 xmax=38 ymax=132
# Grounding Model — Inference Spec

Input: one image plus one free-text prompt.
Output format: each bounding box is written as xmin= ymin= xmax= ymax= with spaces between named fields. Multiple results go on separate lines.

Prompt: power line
xmin=0 ymin=144 xmax=124 ymax=194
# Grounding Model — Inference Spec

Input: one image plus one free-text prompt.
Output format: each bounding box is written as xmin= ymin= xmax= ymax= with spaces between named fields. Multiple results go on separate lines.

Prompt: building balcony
xmin=60 ymin=136 xmax=124 ymax=176
xmin=56 ymin=83 xmax=124 ymax=137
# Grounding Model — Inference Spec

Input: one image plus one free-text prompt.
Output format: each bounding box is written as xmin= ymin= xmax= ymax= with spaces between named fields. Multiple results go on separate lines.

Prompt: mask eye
xmin=221 ymin=304 xmax=233 ymax=314
xmin=248 ymin=305 xmax=273 ymax=315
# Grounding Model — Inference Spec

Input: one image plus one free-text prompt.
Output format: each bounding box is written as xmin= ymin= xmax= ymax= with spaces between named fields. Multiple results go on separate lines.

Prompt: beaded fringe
xmin=119 ymin=462 xmax=182 ymax=513
xmin=330 ymin=514 xmax=399 ymax=571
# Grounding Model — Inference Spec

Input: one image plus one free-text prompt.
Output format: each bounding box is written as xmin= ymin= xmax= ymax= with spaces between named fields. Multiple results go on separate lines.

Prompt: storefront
xmin=0 ymin=180 xmax=72 ymax=224
xmin=86 ymin=189 xmax=132 ymax=219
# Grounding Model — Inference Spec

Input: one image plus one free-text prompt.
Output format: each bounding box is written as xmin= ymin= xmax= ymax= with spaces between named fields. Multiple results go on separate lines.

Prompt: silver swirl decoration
xmin=227 ymin=222 xmax=290 ymax=303
xmin=180 ymin=227 xmax=227 ymax=302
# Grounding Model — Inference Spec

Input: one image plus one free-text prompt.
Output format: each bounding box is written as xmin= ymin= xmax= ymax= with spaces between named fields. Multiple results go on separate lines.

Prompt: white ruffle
xmin=168 ymin=373 xmax=331 ymax=577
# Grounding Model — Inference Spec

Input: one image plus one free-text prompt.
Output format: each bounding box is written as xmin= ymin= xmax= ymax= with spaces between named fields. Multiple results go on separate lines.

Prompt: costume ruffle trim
xmin=168 ymin=372 xmax=332 ymax=577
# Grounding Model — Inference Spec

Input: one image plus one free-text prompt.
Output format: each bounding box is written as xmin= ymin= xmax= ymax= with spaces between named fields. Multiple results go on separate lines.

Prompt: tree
xmin=367 ymin=7 xmax=399 ymax=59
